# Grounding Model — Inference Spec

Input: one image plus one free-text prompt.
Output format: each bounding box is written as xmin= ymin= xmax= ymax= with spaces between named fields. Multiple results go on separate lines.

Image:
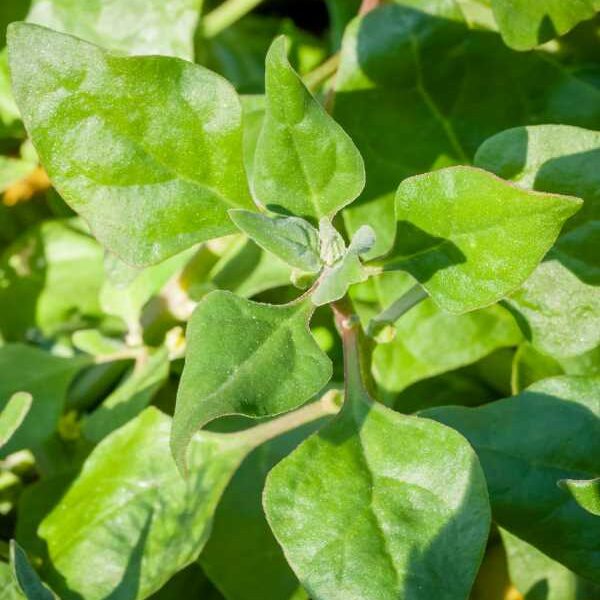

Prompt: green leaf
xmin=253 ymin=36 xmax=365 ymax=220
xmin=559 ymin=478 xmax=600 ymax=516
xmin=171 ymin=291 xmax=331 ymax=471
xmin=39 ymin=408 xmax=251 ymax=600
xmin=26 ymin=0 xmax=202 ymax=59
xmin=0 ymin=157 xmax=36 ymax=193
xmin=499 ymin=528 xmax=595 ymax=600
xmin=0 ymin=392 xmax=32 ymax=449
xmin=510 ymin=342 xmax=563 ymax=394
xmin=10 ymin=541 xmax=57 ymax=600
xmin=264 ymin=352 xmax=490 ymax=600
xmin=0 ymin=560 xmax=21 ymax=600
xmin=351 ymin=272 xmax=521 ymax=393
xmin=475 ymin=125 xmax=600 ymax=358
xmin=8 ymin=23 xmax=253 ymax=267
xmin=382 ymin=166 xmax=581 ymax=313
xmin=0 ymin=219 xmax=106 ymax=341
xmin=201 ymin=420 xmax=326 ymax=600
xmin=490 ymin=0 xmax=600 ymax=51
xmin=423 ymin=376 xmax=600 ymax=582
xmin=229 ymin=209 xmax=322 ymax=272
xmin=334 ymin=3 xmax=600 ymax=259
xmin=82 ymin=347 xmax=170 ymax=443
xmin=0 ymin=345 xmax=88 ymax=454
xmin=311 ymin=225 xmax=375 ymax=306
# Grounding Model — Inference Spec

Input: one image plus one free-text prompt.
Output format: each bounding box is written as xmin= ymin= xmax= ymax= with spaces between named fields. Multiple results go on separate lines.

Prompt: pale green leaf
xmin=253 ymin=36 xmax=365 ymax=220
xmin=9 ymin=541 xmax=57 ymax=600
xmin=171 ymin=291 xmax=331 ymax=470
xmin=559 ymin=478 xmax=600 ymax=516
xmin=39 ymin=408 xmax=251 ymax=600
xmin=229 ymin=209 xmax=322 ymax=273
xmin=26 ymin=0 xmax=202 ymax=59
xmin=382 ymin=166 xmax=581 ymax=313
xmin=0 ymin=392 xmax=32 ymax=450
xmin=82 ymin=347 xmax=170 ymax=443
xmin=8 ymin=23 xmax=253 ymax=267
xmin=0 ymin=560 xmax=21 ymax=600
xmin=0 ymin=345 xmax=88 ymax=454
xmin=264 ymin=360 xmax=490 ymax=600
xmin=475 ymin=125 xmax=600 ymax=358
xmin=490 ymin=0 xmax=600 ymax=51
xmin=424 ymin=376 xmax=600 ymax=582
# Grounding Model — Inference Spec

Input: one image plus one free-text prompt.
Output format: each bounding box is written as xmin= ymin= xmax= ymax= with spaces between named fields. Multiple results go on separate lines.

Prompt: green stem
xmin=202 ymin=0 xmax=265 ymax=38
xmin=366 ymin=284 xmax=428 ymax=338
xmin=304 ymin=53 xmax=341 ymax=91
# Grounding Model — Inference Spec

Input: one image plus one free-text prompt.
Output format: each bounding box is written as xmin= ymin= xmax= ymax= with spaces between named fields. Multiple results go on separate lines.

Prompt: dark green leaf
xmin=424 ymin=376 xmax=600 ymax=582
xmin=8 ymin=23 xmax=253 ymax=266
xmin=10 ymin=541 xmax=57 ymax=600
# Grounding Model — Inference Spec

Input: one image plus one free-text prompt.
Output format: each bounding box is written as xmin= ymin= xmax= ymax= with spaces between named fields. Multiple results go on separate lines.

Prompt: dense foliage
xmin=0 ymin=1 xmax=599 ymax=599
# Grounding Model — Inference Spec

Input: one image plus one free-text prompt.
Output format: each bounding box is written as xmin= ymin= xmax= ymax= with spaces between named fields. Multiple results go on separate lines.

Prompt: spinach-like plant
xmin=0 ymin=1 xmax=599 ymax=599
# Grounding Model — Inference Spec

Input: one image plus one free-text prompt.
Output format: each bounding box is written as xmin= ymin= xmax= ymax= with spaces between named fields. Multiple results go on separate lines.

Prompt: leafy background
xmin=0 ymin=1 xmax=599 ymax=599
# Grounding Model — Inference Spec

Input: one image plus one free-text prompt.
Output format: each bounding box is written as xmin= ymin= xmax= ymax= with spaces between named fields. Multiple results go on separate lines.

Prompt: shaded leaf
xmin=171 ymin=291 xmax=331 ymax=470
xmin=559 ymin=478 xmax=600 ymax=516
xmin=10 ymin=541 xmax=57 ymax=600
xmin=382 ymin=166 xmax=581 ymax=313
xmin=253 ymin=36 xmax=364 ymax=220
xmin=424 ymin=376 xmax=600 ymax=582
xmin=39 ymin=408 xmax=251 ymax=600
xmin=8 ymin=23 xmax=253 ymax=267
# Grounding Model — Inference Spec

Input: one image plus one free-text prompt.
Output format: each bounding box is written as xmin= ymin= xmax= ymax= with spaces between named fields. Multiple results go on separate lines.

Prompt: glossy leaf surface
xmin=253 ymin=37 xmax=365 ymax=220
xmin=8 ymin=24 xmax=252 ymax=266
xmin=424 ymin=376 xmax=600 ymax=582
xmin=475 ymin=125 xmax=600 ymax=357
xmin=40 ymin=408 xmax=250 ymax=600
xmin=383 ymin=166 xmax=580 ymax=312
xmin=171 ymin=291 xmax=331 ymax=470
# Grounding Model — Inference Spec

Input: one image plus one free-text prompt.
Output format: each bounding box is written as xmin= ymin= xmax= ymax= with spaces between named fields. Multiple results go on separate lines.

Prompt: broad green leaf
xmin=264 ymin=343 xmax=490 ymax=600
xmin=0 ymin=345 xmax=88 ymax=454
xmin=148 ymin=563 xmax=222 ymax=600
xmin=26 ymin=0 xmax=202 ymax=59
xmin=8 ymin=23 xmax=253 ymax=267
xmin=9 ymin=541 xmax=57 ymax=600
xmin=511 ymin=342 xmax=563 ymax=394
xmin=201 ymin=420 xmax=326 ymax=600
xmin=559 ymin=478 xmax=600 ymax=516
xmin=39 ymin=408 xmax=251 ymax=600
xmin=172 ymin=291 xmax=331 ymax=470
xmin=424 ymin=376 xmax=600 ymax=582
xmin=0 ymin=392 xmax=32 ymax=449
xmin=334 ymin=3 xmax=600 ymax=258
xmin=311 ymin=226 xmax=375 ymax=306
xmin=490 ymin=0 xmax=600 ymax=51
xmin=351 ymin=272 xmax=521 ymax=393
xmin=229 ymin=209 xmax=322 ymax=272
xmin=82 ymin=347 xmax=169 ymax=443
xmin=0 ymin=219 xmax=105 ymax=341
xmin=475 ymin=125 xmax=600 ymax=357
xmin=0 ymin=560 xmax=21 ymax=600
xmin=499 ymin=528 xmax=599 ymax=600
xmin=382 ymin=166 xmax=581 ymax=313
xmin=253 ymin=36 xmax=365 ymax=220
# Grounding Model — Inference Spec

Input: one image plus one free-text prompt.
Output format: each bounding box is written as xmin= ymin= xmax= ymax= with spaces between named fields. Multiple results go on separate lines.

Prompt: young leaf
xmin=0 ymin=345 xmax=88 ymax=454
xmin=171 ymin=291 xmax=332 ymax=471
xmin=81 ymin=347 xmax=170 ymax=443
xmin=423 ymin=376 xmax=600 ymax=582
xmin=558 ymin=478 xmax=600 ymax=516
xmin=490 ymin=0 xmax=600 ymax=51
xmin=333 ymin=3 xmax=600 ymax=259
xmin=311 ymin=225 xmax=375 ymax=306
xmin=253 ymin=36 xmax=365 ymax=220
xmin=264 ymin=326 xmax=490 ymax=600
xmin=26 ymin=0 xmax=202 ymax=59
xmin=8 ymin=23 xmax=253 ymax=267
xmin=0 ymin=392 xmax=32 ymax=449
xmin=39 ymin=408 xmax=251 ymax=600
xmin=382 ymin=166 xmax=581 ymax=313
xmin=475 ymin=125 xmax=600 ymax=358
xmin=228 ymin=209 xmax=322 ymax=272
xmin=10 ymin=540 xmax=57 ymax=600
